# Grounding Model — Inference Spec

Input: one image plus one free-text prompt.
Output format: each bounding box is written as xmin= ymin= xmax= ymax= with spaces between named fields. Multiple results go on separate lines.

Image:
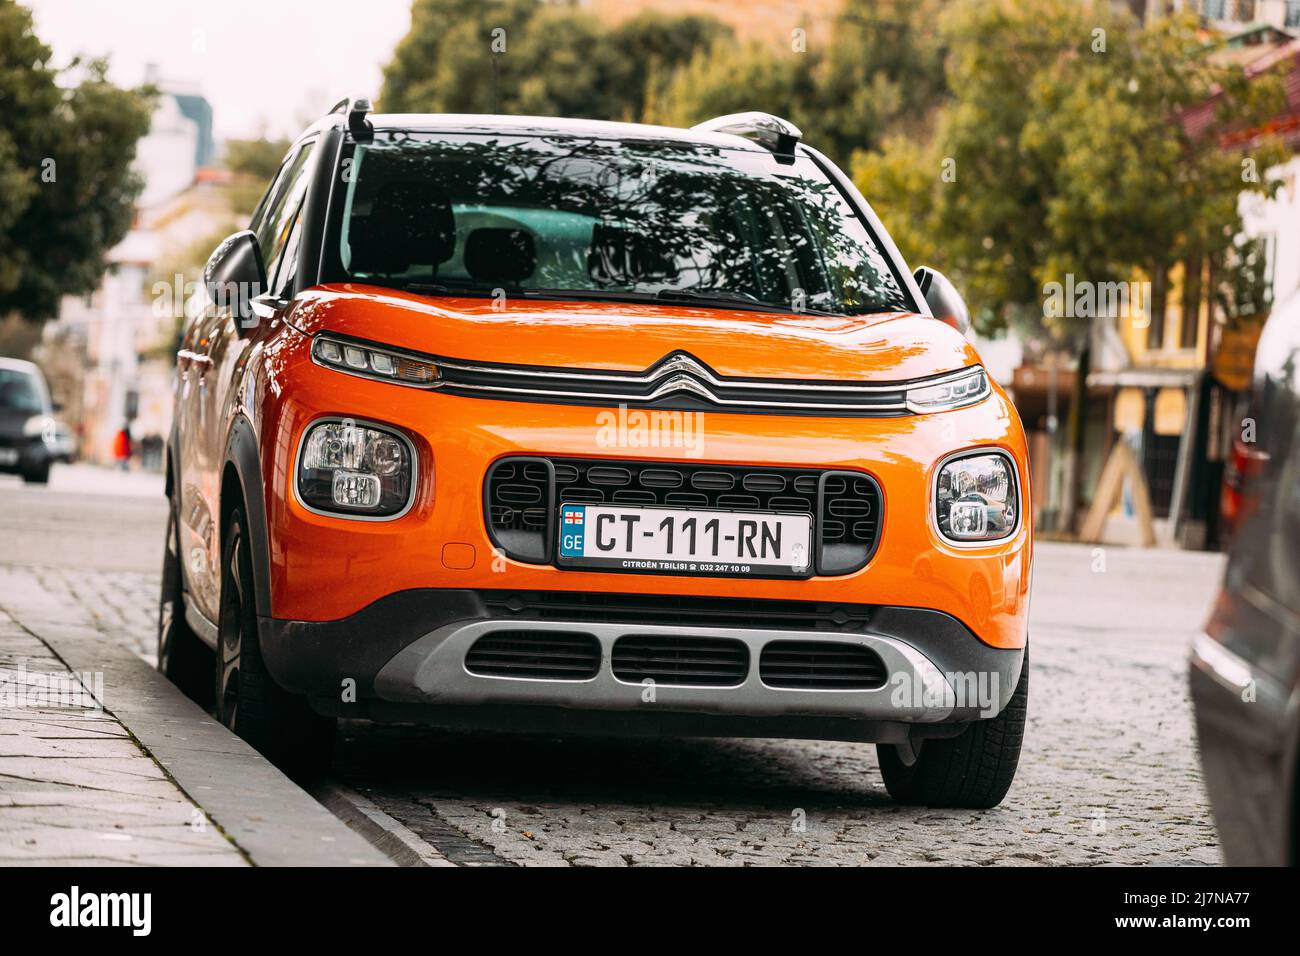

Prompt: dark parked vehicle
xmin=1190 ymin=292 xmax=1300 ymax=866
xmin=0 ymin=357 xmax=59 ymax=484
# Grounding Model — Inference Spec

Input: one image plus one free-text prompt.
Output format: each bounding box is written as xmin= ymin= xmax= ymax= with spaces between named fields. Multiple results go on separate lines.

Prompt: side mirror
xmin=203 ymin=230 xmax=267 ymax=336
xmin=914 ymin=266 xmax=971 ymax=336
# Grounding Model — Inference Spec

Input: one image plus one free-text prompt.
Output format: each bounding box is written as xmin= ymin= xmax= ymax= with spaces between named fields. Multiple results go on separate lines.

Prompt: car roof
xmin=317 ymin=112 xmax=778 ymax=155
xmin=0 ymin=357 xmax=40 ymax=376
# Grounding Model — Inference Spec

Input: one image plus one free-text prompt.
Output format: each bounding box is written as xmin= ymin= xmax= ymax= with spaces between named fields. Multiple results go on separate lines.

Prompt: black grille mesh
xmin=464 ymin=630 xmax=600 ymax=680
xmin=759 ymin=641 xmax=887 ymax=689
xmin=485 ymin=457 xmax=881 ymax=575
xmin=611 ymin=635 xmax=748 ymax=687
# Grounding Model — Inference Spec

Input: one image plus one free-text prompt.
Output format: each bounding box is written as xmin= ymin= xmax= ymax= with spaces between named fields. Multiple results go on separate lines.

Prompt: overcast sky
xmin=24 ymin=0 xmax=414 ymax=140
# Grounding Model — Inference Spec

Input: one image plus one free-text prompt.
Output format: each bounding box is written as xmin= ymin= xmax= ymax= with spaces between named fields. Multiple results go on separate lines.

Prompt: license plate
xmin=556 ymin=503 xmax=813 ymax=577
xmin=0 ymin=448 xmax=17 ymax=466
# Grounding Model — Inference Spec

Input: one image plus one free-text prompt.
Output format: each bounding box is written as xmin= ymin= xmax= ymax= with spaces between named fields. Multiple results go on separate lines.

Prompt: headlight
xmin=935 ymin=451 xmax=1018 ymax=544
xmin=906 ymin=367 xmax=990 ymax=413
xmin=296 ymin=418 xmax=415 ymax=518
xmin=312 ymin=335 xmax=441 ymax=387
xmin=23 ymin=415 xmax=56 ymax=444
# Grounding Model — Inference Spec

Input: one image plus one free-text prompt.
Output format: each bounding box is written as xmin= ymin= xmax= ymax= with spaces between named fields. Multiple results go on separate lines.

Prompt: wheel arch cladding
xmin=224 ymin=415 xmax=274 ymax=619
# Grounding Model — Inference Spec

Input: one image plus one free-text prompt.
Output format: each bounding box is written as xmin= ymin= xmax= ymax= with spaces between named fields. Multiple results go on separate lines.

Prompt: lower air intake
xmin=464 ymin=630 xmax=600 ymax=680
xmin=611 ymin=635 xmax=748 ymax=687
xmin=759 ymin=641 xmax=887 ymax=689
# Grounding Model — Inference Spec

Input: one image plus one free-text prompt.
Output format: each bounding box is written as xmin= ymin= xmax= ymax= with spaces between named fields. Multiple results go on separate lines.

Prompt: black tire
xmin=157 ymin=497 xmax=214 ymax=706
xmin=21 ymin=459 xmax=50 ymax=484
xmin=216 ymin=507 xmax=334 ymax=777
xmin=877 ymin=648 xmax=1028 ymax=809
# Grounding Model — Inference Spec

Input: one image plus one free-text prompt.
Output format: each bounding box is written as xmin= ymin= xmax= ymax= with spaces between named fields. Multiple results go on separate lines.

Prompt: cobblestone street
xmin=1 ymin=467 xmax=1228 ymax=866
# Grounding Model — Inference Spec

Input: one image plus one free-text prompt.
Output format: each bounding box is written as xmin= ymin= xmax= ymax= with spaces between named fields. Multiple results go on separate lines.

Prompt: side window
xmin=249 ymin=150 xmax=299 ymax=254
xmin=270 ymin=206 xmax=305 ymax=297
xmin=261 ymin=143 xmax=316 ymax=291
xmin=252 ymin=142 xmax=316 ymax=295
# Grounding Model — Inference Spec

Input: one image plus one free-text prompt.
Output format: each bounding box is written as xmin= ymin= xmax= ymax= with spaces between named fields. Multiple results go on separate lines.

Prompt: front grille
xmin=464 ymin=630 xmax=600 ymax=680
xmin=759 ymin=641 xmax=887 ymax=690
xmin=481 ymin=591 xmax=876 ymax=632
xmin=611 ymin=635 xmax=748 ymax=687
xmin=436 ymin=349 xmax=913 ymax=417
xmin=485 ymin=457 xmax=882 ymax=576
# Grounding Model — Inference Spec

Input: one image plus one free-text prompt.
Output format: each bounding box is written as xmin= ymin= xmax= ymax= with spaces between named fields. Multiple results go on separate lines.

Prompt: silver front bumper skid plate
xmin=373 ymin=619 xmax=957 ymax=722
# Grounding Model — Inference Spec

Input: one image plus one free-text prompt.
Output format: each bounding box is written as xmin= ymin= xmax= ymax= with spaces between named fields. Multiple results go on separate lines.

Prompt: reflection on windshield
xmin=330 ymin=134 xmax=909 ymax=316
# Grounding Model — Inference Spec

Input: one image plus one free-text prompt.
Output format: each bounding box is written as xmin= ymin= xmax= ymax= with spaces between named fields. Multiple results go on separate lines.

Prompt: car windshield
xmin=326 ymin=133 xmax=911 ymax=316
xmin=0 ymin=368 xmax=45 ymax=414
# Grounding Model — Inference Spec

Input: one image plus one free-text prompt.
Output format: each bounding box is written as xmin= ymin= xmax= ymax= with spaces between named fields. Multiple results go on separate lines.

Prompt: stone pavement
xmin=0 ymin=561 xmax=390 ymax=867
xmin=0 ymin=605 xmax=248 ymax=865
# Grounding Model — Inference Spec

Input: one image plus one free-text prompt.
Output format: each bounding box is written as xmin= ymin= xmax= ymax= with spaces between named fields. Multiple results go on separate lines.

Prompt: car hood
xmin=286 ymin=284 xmax=981 ymax=382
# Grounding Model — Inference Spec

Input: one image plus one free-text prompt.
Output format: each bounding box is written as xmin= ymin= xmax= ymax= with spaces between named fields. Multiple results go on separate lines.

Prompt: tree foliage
xmin=0 ymin=0 xmax=153 ymax=323
xmin=657 ymin=0 xmax=947 ymax=162
xmin=224 ymin=135 xmax=292 ymax=215
xmin=852 ymin=0 xmax=1289 ymax=337
xmin=380 ymin=1 xmax=729 ymax=122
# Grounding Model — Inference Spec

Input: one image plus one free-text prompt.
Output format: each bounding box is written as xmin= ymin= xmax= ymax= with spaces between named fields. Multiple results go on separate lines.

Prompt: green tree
xmin=224 ymin=136 xmax=292 ymax=215
xmin=606 ymin=12 xmax=732 ymax=121
xmin=379 ymin=0 xmax=728 ymax=122
xmin=653 ymin=40 xmax=821 ymax=132
xmin=656 ymin=0 xmax=947 ymax=164
xmin=0 ymin=0 xmax=153 ymax=324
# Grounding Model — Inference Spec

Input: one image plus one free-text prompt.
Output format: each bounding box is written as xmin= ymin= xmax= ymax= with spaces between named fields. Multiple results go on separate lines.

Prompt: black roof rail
xmin=690 ymin=111 xmax=802 ymax=159
xmin=329 ymin=96 xmax=373 ymax=140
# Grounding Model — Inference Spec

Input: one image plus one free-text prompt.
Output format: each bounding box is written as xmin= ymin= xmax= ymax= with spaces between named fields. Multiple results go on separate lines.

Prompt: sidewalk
xmin=0 ymin=565 xmax=391 ymax=867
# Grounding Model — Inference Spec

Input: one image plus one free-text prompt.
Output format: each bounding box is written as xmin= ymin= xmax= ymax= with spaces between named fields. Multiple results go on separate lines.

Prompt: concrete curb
xmin=310 ymin=781 xmax=455 ymax=867
xmin=0 ymin=567 xmax=393 ymax=867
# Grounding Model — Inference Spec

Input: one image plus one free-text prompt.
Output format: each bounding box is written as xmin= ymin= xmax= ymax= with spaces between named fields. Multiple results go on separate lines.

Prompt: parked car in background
xmin=1191 ymin=292 xmax=1300 ymax=866
xmin=0 ymin=357 xmax=61 ymax=484
xmin=160 ymin=102 xmax=1032 ymax=805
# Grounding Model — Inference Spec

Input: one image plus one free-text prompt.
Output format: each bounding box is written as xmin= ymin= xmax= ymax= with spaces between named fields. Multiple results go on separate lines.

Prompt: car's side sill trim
xmin=184 ymin=595 xmax=219 ymax=650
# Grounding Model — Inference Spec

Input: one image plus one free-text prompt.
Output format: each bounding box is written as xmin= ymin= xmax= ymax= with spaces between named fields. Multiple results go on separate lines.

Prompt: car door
xmin=177 ymin=144 xmax=311 ymax=623
xmin=193 ymin=141 xmax=319 ymax=620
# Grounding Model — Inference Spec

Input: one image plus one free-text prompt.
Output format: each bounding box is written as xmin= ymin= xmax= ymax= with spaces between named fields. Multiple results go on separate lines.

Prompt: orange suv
xmin=159 ymin=100 xmax=1031 ymax=806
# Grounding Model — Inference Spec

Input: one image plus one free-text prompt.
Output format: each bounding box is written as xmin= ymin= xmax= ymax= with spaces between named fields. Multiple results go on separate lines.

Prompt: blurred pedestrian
xmin=113 ymin=423 xmax=132 ymax=472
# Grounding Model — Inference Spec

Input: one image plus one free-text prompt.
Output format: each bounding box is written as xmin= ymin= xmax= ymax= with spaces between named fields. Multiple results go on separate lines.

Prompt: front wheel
xmin=877 ymin=648 xmax=1028 ymax=809
xmin=215 ymin=507 xmax=334 ymax=778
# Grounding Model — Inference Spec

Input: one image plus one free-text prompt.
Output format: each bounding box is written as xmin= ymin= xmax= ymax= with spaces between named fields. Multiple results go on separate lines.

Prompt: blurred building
xmin=1173 ymin=0 xmax=1300 ymax=31
xmin=42 ymin=76 xmax=233 ymax=469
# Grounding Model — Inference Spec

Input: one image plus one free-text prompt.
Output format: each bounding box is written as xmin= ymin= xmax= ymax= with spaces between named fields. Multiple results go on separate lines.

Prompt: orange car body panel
xmin=245 ymin=285 xmax=1032 ymax=650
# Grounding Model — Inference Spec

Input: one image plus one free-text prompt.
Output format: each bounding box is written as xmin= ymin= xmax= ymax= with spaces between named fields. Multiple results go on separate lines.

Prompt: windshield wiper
xmin=403 ymin=282 xmax=853 ymax=317
xmin=404 ymin=282 xmax=495 ymax=297
xmin=655 ymin=289 xmax=759 ymax=306
xmin=656 ymin=289 xmax=840 ymax=316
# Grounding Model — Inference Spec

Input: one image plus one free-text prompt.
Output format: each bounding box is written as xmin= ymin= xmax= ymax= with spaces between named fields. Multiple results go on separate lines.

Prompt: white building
xmin=1177 ymin=0 xmax=1300 ymax=31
